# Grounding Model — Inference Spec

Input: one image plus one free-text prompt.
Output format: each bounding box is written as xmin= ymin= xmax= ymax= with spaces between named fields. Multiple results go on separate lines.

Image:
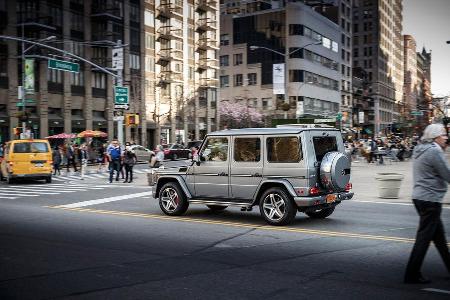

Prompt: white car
xmin=129 ymin=145 xmax=155 ymax=162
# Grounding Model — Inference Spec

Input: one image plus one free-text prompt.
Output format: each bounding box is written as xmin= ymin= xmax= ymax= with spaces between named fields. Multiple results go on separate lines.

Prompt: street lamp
xmin=249 ymin=41 xmax=321 ymax=119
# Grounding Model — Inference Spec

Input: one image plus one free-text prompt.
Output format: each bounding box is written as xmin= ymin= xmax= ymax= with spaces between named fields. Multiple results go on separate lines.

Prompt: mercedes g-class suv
xmin=151 ymin=127 xmax=353 ymax=225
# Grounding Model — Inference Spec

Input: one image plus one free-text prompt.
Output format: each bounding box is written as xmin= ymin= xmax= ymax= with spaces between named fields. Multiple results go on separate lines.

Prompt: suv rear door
xmin=192 ymin=136 xmax=230 ymax=199
xmin=230 ymin=135 xmax=263 ymax=200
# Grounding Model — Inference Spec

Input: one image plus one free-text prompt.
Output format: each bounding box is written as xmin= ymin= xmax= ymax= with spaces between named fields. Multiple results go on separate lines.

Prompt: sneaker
xmin=123 ymin=180 xmax=128 ymax=183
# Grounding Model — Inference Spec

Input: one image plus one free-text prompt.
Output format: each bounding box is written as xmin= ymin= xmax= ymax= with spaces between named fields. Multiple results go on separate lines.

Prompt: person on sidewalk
xmin=79 ymin=144 xmax=89 ymax=180
xmin=106 ymin=139 xmax=122 ymax=183
xmin=52 ymin=146 xmax=62 ymax=176
xmin=150 ymin=145 xmax=164 ymax=168
xmin=404 ymin=123 xmax=450 ymax=284
xmin=123 ymin=143 xmax=137 ymax=183
xmin=66 ymin=143 xmax=78 ymax=173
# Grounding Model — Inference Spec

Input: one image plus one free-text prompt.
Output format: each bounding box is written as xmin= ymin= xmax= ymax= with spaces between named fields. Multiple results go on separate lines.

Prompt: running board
xmin=189 ymin=199 xmax=252 ymax=209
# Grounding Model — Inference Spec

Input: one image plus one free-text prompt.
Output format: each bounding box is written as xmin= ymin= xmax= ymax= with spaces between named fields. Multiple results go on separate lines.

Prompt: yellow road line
xmin=43 ymin=205 xmax=434 ymax=245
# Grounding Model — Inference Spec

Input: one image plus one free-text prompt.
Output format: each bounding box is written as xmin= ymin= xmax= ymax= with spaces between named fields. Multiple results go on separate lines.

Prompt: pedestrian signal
xmin=125 ymin=114 xmax=139 ymax=126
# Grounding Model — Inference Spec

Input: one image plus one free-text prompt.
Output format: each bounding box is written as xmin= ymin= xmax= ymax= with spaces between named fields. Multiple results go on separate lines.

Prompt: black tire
xmin=305 ymin=206 xmax=335 ymax=219
xmin=6 ymin=175 xmax=14 ymax=184
xmin=45 ymin=176 xmax=52 ymax=184
xmin=259 ymin=187 xmax=297 ymax=226
xmin=159 ymin=182 xmax=189 ymax=216
xmin=206 ymin=205 xmax=227 ymax=211
xmin=172 ymin=153 xmax=178 ymax=160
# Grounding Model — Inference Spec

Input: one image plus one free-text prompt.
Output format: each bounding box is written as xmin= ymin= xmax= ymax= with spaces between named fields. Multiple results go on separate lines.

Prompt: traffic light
xmin=125 ymin=113 xmax=140 ymax=126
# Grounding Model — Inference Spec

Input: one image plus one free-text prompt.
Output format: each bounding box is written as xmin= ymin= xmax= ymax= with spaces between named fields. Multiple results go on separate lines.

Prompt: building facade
xmin=0 ymin=0 xmax=220 ymax=146
xmin=416 ymin=47 xmax=432 ymax=128
xmin=219 ymin=1 xmax=343 ymax=126
xmin=403 ymin=35 xmax=418 ymax=114
xmin=352 ymin=0 xmax=403 ymax=136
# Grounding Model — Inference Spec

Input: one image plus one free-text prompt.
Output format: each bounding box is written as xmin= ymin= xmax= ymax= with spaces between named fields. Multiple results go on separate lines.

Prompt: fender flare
xmin=252 ymin=179 xmax=297 ymax=204
xmin=154 ymin=175 xmax=192 ymax=199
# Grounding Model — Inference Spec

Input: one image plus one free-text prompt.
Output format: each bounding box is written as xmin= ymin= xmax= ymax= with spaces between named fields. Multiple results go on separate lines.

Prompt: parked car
xmin=129 ymin=145 xmax=155 ymax=162
xmin=151 ymin=127 xmax=353 ymax=226
xmin=161 ymin=143 xmax=191 ymax=160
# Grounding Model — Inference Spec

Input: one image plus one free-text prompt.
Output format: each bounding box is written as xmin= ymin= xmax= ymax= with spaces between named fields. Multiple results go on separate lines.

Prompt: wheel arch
xmin=155 ymin=176 xmax=192 ymax=199
xmin=253 ymin=180 xmax=296 ymax=205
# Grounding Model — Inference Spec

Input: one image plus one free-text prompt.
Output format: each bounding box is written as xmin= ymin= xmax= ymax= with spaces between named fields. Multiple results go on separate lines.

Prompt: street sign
xmin=315 ymin=118 xmax=336 ymax=123
xmin=114 ymin=86 xmax=129 ymax=109
xmin=16 ymin=99 xmax=36 ymax=107
xmin=112 ymin=48 xmax=124 ymax=70
xmin=336 ymin=112 xmax=343 ymax=121
xmin=48 ymin=59 xmax=80 ymax=73
xmin=411 ymin=111 xmax=423 ymax=116
xmin=113 ymin=110 xmax=125 ymax=121
xmin=113 ymin=116 xmax=125 ymax=121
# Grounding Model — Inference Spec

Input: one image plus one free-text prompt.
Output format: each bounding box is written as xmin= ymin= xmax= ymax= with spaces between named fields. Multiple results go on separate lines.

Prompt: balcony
xmin=91 ymin=4 xmax=122 ymax=21
xmin=157 ymin=1 xmax=183 ymax=19
xmin=157 ymin=49 xmax=183 ymax=64
xmin=198 ymin=57 xmax=219 ymax=70
xmin=196 ymin=18 xmax=217 ymax=32
xmin=198 ymin=78 xmax=218 ymax=88
xmin=196 ymin=38 xmax=218 ymax=51
xmin=157 ymin=72 xmax=183 ymax=86
xmin=195 ymin=0 xmax=218 ymax=12
xmin=157 ymin=26 xmax=183 ymax=41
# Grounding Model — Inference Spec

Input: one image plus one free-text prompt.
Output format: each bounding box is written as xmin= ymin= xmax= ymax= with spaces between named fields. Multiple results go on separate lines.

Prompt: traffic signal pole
xmin=115 ymin=40 xmax=124 ymax=146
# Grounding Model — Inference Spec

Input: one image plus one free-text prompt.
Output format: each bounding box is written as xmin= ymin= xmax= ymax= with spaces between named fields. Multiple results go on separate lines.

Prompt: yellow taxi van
xmin=0 ymin=139 xmax=53 ymax=184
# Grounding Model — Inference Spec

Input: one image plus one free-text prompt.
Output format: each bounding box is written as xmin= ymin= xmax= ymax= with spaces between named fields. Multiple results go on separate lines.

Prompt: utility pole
xmin=20 ymin=23 xmax=27 ymax=138
xmin=113 ymin=40 xmax=124 ymax=145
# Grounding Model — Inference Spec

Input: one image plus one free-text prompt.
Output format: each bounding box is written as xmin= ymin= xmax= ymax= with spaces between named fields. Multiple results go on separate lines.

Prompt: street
xmin=1 ymin=160 xmax=450 ymax=299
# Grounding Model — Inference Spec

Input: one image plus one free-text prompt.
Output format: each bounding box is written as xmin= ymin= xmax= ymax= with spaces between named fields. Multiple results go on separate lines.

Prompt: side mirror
xmin=192 ymin=153 xmax=201 ymax=166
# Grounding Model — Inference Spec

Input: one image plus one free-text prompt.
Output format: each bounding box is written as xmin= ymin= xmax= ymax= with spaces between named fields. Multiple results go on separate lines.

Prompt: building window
xmin=219 ymin=55 xmax=229 ymax=67
xmin=92 ymin=72 xmax=106 ymax=89
xmin=71 ymin=71 xmax=84 ymax=86
xmin=234 ymin=74 xmax=243 ymax=86
xmin=220 ymin=34 xmax=229 ymax=46
xmin=130 ymin=54 xmax=140 ymax=69
xmin=289 ymin=24 xmax=303 ymax=35
xmin=71 ymin=12 xmax=83 ymax=31
xmin=0 ymin=44 xmax=7 ymax=76
xmin=48 ymin=68 xmax=62 ymax=83
xmin=233 ymin=53 xmax=243 ymax=65
xmin=220 ymin=75 xmax=229 ymax=87
xmin=262 ymin=98 xmax=272 ymax=109
xmin=247 ymin=73 xmax=257 ymax=85
xmin=130 ymin=3 xmax=139 ymax=20
xmin=145 ymin=33 xmax=155 ymax=49
xmin=145 ymin=56 xmax=154 ymax=72
xmin=144 ymin=9 xmax=154 ymax=26
xmin=289 ymin=70 xmax=303 ymax=82
xmin=48 ymin=6 xmax=62 ymax=27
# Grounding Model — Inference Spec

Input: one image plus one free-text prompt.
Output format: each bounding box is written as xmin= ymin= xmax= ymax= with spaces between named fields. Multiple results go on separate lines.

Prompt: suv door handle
xmin=253 ymin=173 xmax=262 ymax=177
xmin=218 ymin=172 xmax=228 ymax=176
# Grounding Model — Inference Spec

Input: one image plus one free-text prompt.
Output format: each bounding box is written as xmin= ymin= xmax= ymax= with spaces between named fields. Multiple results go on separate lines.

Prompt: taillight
xmin=164 ymin=150 xmax=170 ymax=154
xmin=345 ymin=183 xmax=352 ymax=192
xmin=8 ymin=161 xmax=13 ymax=167
xmin=309 ymin=186 xmax=320 ymax=196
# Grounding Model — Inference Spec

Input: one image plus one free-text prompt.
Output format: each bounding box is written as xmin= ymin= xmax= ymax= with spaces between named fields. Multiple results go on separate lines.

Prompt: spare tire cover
xmin=320 ymin=151 xmax=351 ymax=191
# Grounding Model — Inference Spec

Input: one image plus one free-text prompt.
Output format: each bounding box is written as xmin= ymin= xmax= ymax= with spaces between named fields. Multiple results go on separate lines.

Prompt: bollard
xmin=375 ymin=173 xmax=404 ymax=199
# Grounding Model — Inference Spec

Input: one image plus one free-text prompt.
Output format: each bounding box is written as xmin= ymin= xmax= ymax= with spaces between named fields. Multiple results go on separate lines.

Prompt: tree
xmin=219 ymin=100 xmax=264 ymax=129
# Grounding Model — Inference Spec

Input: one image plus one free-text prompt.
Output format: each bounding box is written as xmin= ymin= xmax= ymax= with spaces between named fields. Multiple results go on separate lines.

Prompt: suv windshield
xmin=13 ymin=142 xmax=49 ymax=153
xmin=312 ymin=136 xmax=337 ymax=161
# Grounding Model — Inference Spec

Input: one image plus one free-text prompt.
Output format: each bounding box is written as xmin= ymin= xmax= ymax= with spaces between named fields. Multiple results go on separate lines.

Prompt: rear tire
xmin=206 ymin=205 xmax=227 ymax=211
xmin=159 ymin=182 xmax=189 ymax=216
xmin=172 ymin=154 xmax=178 ymax=160
xmin=259 ymin=187 xmax=297 ymax=226
xmin=7 ymin=175 xmax=14 ymax=184
xmin=305 ymin=206 xmax=335 ymax=219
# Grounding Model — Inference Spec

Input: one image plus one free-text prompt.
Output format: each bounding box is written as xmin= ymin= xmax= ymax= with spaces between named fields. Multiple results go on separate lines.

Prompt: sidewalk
xmin=351 ymin=158 xmax=450 ymax=205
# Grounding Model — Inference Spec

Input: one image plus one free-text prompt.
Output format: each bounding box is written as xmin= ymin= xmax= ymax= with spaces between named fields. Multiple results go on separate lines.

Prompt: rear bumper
xmin=10 ymin=173 xmax=51 ymax=179
xmin=294 ymin=192 xmax=354 ymax=207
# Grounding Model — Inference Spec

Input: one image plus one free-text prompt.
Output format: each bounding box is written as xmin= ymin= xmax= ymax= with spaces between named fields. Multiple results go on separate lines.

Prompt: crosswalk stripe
xmin=0 ymin=192 xmax=39 ymax=197
xmin=0 ymin=196 xmax=17 ymax=199
xmin=0 ymin=189 xmax=59 ymax=195
xmin=6 ymin=186 xmax=85 ymax=192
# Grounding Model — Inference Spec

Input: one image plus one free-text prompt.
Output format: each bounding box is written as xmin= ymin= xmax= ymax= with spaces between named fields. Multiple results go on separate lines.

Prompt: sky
xmin=403 ymin=0 xmax=450 ymax=97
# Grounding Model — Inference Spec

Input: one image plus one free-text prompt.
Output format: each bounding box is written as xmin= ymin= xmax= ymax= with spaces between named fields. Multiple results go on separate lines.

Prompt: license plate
xmin=35 ymin=163 xmax=43 ymax=167
xmin=326 ymin=194 xmax=337 ymax=203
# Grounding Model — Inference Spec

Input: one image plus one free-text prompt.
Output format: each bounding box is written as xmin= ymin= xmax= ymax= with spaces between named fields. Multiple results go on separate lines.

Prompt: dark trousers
xmin=53 ymin=163 xmax=61 ymax=175
xmin=124 ymin=164 xmax=134 ymax=182
xmin=67 ymin=157 xmax=78 ymax=172
xmin=109 ymin=160 xmax=121 ymax=183
xmin=405 ymin=199 xmax=450 ymax=280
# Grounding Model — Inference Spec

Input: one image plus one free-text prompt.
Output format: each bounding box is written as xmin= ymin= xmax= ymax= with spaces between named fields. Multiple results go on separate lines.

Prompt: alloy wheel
xmin=160 ymin=187 xmax=180 ymax=213
xmin=262 ymin=193 xmax=286 ymax=221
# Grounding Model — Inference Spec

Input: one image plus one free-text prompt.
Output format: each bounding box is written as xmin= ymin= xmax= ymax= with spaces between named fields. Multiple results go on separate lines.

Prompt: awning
xmin=71 ymin=114 xmax=84 ymax=121
xmin=48 ymin=113 xmax=63 ymax=120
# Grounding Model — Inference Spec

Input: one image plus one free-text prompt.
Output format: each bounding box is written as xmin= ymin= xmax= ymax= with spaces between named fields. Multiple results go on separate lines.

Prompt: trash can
xmin=375 ymin=173 xmax=404 ymax=199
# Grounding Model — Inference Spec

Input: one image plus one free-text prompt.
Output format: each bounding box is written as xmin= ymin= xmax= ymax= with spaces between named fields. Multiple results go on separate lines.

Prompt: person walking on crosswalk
xmin=79 ymin=144 xmax=89 ymax=180
xmin=52 ymin=146 xmax=62 ymax=176
xmin=106 ymin=139 xmax=122 ymax=183
xmin=123 ymin=143 xmax=137 ymax=183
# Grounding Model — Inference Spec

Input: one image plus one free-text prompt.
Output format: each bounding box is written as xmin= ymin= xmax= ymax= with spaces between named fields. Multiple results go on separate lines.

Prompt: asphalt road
xmin=1 ymin=162 xmax=450 ymax=299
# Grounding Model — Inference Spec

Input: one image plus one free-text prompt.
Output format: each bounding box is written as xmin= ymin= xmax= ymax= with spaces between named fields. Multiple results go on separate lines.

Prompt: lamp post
xmin=249 ymin=41 xmax=321 ymax=119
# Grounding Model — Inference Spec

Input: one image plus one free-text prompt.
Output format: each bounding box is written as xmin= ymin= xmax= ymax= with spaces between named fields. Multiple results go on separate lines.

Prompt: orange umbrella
xmin=77 ymin=130 xmax=108 ymax=138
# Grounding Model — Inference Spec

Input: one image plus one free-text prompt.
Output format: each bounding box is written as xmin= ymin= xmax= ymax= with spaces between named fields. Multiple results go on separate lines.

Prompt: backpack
xmin=110 ymin=147 xmax=121 ymax=160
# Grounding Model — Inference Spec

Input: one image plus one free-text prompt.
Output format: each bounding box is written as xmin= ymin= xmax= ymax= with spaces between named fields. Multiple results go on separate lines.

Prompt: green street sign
xmin=114 ymin=86 xmax=129 ymax=108
xmin=411 ymin=111 xmax=423 ymax=116
xmin=48 ymin=59 xmax=79 ymax=73
xmin=336 ymin=112 xmax=343 ymax=121
xmin=16 ymin=99 xmax=36 ymax=107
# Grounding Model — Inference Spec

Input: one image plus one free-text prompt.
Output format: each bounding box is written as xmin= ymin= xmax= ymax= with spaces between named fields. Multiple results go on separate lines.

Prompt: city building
xmin=403 ymin=35 xmax=418 ymax=115
xmin=303 ymin=0 xmax=353 ymax=129
xmin=0 ymin=0 xmax=220 ymax=146
xmin=352 ymin=0 xmax=403 ymax=136
xmin=219 ymin=1 xmax=343 ymax=126
xmin=416 ymin=47 xmax=432 ymax=127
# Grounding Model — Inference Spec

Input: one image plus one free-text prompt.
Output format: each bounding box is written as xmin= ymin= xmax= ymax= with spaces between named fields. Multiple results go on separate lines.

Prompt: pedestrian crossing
xmin=0 ymin=182 xmax=128 ymax=200
xmin=51 ymin=168 xmax=154 ymax=181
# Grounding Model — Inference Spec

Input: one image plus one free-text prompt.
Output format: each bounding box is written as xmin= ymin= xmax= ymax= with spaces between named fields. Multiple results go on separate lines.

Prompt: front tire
xmin=305 ymin=206 xmax=335 ymax=219
xmin=206 ymin=205 xmax=227 ymax=211
xmin=259 ymin=187 xmax=297 ymax=226
xmin=45 ymin=176 xmax=52 ymax=183
xmin=172 ymin=153 xmax=178 ymax=160
xmin=7 ymin=174 xmax=14 ymax=184
xmin=159 ymin=182 xmax=189 ymax=216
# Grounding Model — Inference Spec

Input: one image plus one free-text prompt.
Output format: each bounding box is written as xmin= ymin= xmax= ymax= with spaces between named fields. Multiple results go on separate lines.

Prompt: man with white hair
xmin=404 ymin=123 xmax=450 ymax=284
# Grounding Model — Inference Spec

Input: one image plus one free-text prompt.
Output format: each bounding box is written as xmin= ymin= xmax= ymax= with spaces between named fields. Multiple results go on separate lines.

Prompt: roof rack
xmin=276 ymin=123 xmax=334 ymax=128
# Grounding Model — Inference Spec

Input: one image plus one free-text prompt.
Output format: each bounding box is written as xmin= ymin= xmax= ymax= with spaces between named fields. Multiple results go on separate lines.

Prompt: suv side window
xmin=234 ymin=137 xmax=261 ymax=162
xmin=200 ymin=137 xmax=228 ymax=162
xmin=267 ymin=136 xmax=302 ymax=163
xmin=312 ymin=136 xmax=337 ymax=161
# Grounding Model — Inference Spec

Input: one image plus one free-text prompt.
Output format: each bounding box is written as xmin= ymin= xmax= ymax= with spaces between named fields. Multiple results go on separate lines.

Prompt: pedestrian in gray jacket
xmin=404 ymin=123 xmax=450 ymax=284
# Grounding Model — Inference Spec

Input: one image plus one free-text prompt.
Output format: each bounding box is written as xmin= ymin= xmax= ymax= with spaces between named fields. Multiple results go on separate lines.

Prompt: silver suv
xmin=151 ymin=127 xmax=353 ymax=225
